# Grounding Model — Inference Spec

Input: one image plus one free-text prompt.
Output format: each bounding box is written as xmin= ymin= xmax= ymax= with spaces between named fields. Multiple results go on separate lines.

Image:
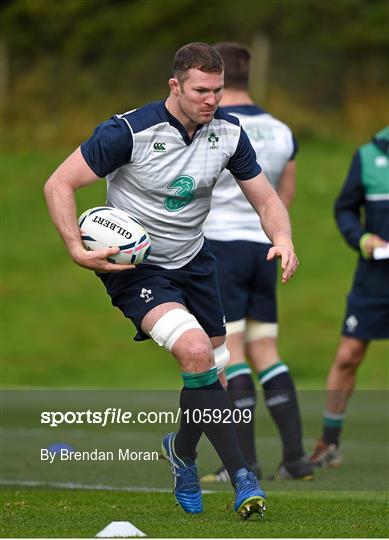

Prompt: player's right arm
xmin=44 ymin=147 xmax=135 ymax=272
xmin=334 ymin=151 xmax=386 ymax=258
xmin=334 ymin=151 xmax=365 ymax=251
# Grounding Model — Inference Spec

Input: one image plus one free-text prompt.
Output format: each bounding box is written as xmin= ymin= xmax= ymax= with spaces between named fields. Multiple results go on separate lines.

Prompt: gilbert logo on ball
xmin=79 ymin=207 xmax=151 ymax=265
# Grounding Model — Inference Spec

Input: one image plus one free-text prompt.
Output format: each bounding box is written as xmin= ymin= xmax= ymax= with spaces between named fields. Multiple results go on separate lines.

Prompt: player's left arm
xmin=237 ymin=172 xmax=298 ymax=283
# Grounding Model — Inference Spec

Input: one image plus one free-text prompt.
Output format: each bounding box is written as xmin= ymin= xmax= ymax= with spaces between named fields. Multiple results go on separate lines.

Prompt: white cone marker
xmin=96 ymin=521 xmax=146 ymax=538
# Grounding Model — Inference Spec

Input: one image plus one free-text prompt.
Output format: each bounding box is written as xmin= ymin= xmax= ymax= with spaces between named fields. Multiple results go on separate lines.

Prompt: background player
xmin=203 ymin=42 xmax=313 ymax=481
xmin=311 ymin=127 xmax=389 ymax=467
xmin=44 ymin=42 xmax=298 ymax=518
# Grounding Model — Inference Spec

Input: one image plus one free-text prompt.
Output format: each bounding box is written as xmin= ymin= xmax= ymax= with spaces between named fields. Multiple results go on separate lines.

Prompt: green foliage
xmin=2 ymin=0 xmax=388 ymax=149
xmin=2 ymin=0 xmax=388 ymax=56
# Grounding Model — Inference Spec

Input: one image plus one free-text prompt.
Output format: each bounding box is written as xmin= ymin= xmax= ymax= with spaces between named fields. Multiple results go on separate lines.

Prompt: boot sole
xmin=237 ymin=496 xmax=267 ymax=519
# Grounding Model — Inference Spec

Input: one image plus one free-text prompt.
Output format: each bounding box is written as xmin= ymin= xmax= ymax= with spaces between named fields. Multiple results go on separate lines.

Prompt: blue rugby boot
xmin=161 ymin=432 xmax=203 ymax=514
xmin=234 ymin=467 xmax=267 ymax=519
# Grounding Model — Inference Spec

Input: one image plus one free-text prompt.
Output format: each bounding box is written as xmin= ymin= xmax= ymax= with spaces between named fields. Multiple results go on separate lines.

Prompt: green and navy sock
xmin=259 ymin=361 xmax=304 ymax=463
xmin=323 ymin=411 xmax=344 ymax=446
xmin=174 ymin=366 xmax=247 ymax=481
xmin=226 ymin=362 xmax=258 ymax=467
xmin=174 ymin=367 xmax=217 ymax=461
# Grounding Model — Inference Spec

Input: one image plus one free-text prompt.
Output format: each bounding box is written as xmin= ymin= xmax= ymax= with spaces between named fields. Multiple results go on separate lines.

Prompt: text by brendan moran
xmin=41 ymin=448 xmax=159 ymax=464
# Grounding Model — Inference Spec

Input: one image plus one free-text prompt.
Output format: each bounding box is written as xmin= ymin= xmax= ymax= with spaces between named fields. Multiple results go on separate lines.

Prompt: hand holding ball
xmin=79 ymin=207 xmax=151 ymax=265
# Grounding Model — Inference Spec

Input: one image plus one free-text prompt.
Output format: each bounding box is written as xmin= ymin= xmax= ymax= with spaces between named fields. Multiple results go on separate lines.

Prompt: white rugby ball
xmin=78 ymin=206 xmax=151 ymax=265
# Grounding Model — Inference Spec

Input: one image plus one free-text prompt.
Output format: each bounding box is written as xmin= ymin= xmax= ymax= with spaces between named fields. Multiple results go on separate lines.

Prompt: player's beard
xmin=178 ymin=94 xmax=216 ymax=126
xmin=182 ymin=105 xmax=215 ymax=126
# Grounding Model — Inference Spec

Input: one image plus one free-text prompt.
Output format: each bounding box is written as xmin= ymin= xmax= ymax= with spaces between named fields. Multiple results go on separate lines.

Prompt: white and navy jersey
xmin=80 ymin=100 xmax=260 ymax=269
xmin=203 ymin=104 xmax=297 ymax=244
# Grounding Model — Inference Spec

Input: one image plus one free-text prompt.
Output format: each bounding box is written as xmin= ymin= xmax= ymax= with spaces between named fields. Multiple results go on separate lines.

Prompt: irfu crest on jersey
xmin=208 ymin=131 xmax=219 ymax=149
xmin=164 ymin=175 xmax=196 ymax=212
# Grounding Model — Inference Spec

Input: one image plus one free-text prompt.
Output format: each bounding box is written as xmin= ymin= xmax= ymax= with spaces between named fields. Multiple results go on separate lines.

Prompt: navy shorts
xmin=342 ymin=258 xmax=389 ymax=341
xmin=207 ymin=239 xmax=277 ymax=323
xmin=342 ymin=293 xmax=389 ymax=341
xmin=97 ymin=240 xmax=226 ymax=341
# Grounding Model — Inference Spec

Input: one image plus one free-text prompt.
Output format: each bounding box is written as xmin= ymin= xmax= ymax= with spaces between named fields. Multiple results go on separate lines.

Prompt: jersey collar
xmin=162 ymin=100 xmax=206 ymax=146
xmin=221 ymin=104 xmax=267 ymax=116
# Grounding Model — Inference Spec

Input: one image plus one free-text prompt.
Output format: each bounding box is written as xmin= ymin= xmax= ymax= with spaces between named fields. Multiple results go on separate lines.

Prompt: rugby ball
xmin=78 ymin=206 xmax=151 ymax=265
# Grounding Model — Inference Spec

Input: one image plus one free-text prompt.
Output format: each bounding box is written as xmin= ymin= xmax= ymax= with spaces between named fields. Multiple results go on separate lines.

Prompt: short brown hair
xmin=214 ymin=42 xmax=251 ymax=90
xmin=172 ymin=42 xmax=224 ymax=83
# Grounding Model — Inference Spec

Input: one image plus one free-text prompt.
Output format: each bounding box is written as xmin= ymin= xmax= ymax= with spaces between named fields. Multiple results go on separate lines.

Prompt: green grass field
xmin=1 ymin=388 xmax=388 ymax=537
xmin=2 ymin=139 xmax=388 ymax=537
xmin=2 ymin=490 xmax=387 ymax=538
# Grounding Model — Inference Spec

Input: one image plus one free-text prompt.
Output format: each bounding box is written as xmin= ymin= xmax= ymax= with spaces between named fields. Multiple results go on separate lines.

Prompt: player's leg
xmin=224 ymin=329 xmax=260 ymax=477
xmin=143 ymin=305 xmax=265 ymax=516
xmin=97 ymin=266 xmax=210 ymax=513
xmin=245 ymin=328 xmax=313 ymax=480
xmin=200 ymin=240 xmax=260 ymax=482
xmin=327 ymin=336 xmax=368 ymax=415
xmin=202 ymin=327 xmax=260 ymax=482
xmin=97 ymin=261 xmax=265 ymax=515
xmin=311 ymin=283 xmax=389 ymax=468
xmin=178 ymin=240 xmax=265 ymax=516
xmin=224 ymin=330 xmax=260 ymax=476
xmin=311 ymin=336 xmax=368 ymax=468
xmin=140 ymin=302 xmax=209 ymax=513
xmin=245 ymin=243 xmax=313 ymax=480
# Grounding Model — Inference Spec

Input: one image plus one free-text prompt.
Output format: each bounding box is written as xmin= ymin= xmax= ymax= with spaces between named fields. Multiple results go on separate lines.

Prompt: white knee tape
xmin=149 ymin=309 xmax=203 ymax=352
xmin=245 ymin=321 xmax=278 ymax=343
xmin=226 ymin=319 xmax=246 ymax=335
xmin=213 ymin=343 xmax=230 ymax=374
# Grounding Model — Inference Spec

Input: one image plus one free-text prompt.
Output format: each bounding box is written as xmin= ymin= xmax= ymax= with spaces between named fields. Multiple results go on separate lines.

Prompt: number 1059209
xmin=182 ymin=408 xmax=252 ymax=424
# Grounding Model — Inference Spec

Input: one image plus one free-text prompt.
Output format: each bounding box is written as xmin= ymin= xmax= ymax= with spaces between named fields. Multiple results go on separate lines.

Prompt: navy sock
xmin=226 ymin=363 xmax=258 ymax=467
xmin=323 ymin=412 xmax=344 ymax=446
xmin=174 ymin=389 xmax=203 ymax=461
xmin=259 ymin=362 xmax=304 ymax=463
xmin=174 ymin=368 xmax=247 ymax=481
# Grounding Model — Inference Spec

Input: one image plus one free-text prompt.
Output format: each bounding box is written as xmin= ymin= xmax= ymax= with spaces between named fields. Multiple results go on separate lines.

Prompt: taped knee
xmin=213 ymin=343 xmax=230 ymax=374
xmin=149 ymin=309 xmax=203 ymax=352
xmin=245 ymin=321 xmax=278 ymax=343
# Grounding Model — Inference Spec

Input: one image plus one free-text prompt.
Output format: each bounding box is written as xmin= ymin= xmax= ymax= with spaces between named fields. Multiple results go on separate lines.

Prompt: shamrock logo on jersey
xmin=208 ymin=131 xmax=219 ymax=148
xmin=164 ymin=175 xmax=196 ymax=212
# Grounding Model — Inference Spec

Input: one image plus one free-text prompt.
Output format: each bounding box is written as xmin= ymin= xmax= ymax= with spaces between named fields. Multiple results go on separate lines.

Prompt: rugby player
xmin=311 ymin=127 xmax=389 ymax=467
xmin=44 ymin=42 xmax=298 ymax=518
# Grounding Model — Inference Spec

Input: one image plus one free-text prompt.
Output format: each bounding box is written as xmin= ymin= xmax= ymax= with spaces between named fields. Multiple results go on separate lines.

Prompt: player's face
xmin=175 ymin=69 xmax=224 ymax=125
